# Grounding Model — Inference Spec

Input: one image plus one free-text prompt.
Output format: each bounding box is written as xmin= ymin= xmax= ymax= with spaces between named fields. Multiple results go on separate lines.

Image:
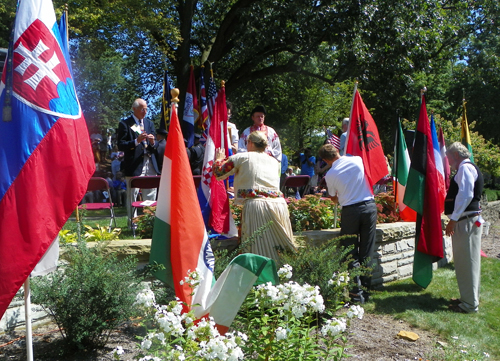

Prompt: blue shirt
xmin=281 ymin=153 xmax=288 ymax=174
xmin=300 ymin=154 xmax=315 ymax=177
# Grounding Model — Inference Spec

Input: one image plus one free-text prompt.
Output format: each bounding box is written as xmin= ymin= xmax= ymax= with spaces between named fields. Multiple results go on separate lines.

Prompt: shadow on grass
xmin=371 ymin=266 xmax=458 ymax=315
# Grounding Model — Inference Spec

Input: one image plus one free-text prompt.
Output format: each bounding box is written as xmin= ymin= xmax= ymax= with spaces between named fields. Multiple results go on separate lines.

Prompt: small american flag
xmin=326 ymin=128 xmax=341 ymax=150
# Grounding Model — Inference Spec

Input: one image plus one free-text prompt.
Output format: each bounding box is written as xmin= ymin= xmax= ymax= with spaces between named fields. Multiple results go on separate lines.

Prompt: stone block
xmin=380 ymin=253 xmax=402 ymax=263
xmin=382 ymin=273 xmax=398 ymax=283
xmin=383 ymin=243 xmax=396 ymax=254
xmin=397 ymin=257 xmax=414 ymax=267
xmin=396 ymin=239 xmax=414 ymax=252
xmin=398 ymin=265 xmax=413 ymax=278
xmin=380 ymin=261 xmax=397 ymax=275
xmin=371 ymin=277 xmax=384 ymax=287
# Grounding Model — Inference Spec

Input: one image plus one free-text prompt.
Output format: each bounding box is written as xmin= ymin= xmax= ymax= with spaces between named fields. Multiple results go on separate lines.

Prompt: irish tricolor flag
xmin=149 ymin=102 xmax=278 ymax=333
xmin=393 ymin=119 xmax=416 ymax=222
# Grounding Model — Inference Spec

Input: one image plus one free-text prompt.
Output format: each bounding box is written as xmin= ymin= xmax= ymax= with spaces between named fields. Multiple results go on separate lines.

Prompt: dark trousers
xmin=340 ymin=200 xmax=377 ymax=292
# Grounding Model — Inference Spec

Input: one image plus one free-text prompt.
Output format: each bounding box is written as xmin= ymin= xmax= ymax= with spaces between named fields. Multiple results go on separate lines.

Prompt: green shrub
xmin=31 ymin=240 xmax=141 ymax=351
xmin=288 ymin=194 xmax=338 ymax=232
xmin=374 ymin=192 xmax=400 ymax=223
xmin=133 ymin=206 xmax=156 ymax=239
xmin=279 ymin=235 xmax=370 ymax=309
xmin=483 ymin=188 xmax=499 ymax=202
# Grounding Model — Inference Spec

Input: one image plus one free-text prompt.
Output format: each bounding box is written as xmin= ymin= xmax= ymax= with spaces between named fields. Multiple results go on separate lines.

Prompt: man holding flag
xmin=319 ymin=144 xmax=377 ymax=304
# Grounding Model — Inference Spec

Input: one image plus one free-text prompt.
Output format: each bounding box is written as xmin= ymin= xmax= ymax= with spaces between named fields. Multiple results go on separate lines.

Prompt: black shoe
xmin=349 ymin=292 xmax=365 ymax=304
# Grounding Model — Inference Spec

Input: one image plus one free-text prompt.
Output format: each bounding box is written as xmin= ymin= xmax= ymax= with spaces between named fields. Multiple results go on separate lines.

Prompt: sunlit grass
xmin=365 ymin=258 xmax=500 ymax=360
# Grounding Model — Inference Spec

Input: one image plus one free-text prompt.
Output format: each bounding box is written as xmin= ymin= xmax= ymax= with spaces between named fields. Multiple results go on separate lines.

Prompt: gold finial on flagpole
xmin=171 ymin=88 xmax=180 ymax=104
xmin=221 ymin=80 xmax=225 ymax=88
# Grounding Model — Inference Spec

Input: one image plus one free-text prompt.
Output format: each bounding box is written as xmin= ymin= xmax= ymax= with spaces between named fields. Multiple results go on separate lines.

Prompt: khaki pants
xmin=452 ymin=215 xmax=482 ymax=311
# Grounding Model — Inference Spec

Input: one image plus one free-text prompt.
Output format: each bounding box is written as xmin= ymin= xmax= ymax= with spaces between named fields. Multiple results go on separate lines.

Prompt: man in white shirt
xmin=445 ymin=142 xmax=484 ymax=313
xmin=320 ymin=143 xmax=377 ymax=303
xmin=238 ymin=105 xmax=282 ymax=162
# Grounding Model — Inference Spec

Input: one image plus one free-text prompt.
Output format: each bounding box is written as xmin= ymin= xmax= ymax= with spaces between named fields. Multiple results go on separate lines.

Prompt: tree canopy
xmin=1 ymin=0 xmax=499 ymax=157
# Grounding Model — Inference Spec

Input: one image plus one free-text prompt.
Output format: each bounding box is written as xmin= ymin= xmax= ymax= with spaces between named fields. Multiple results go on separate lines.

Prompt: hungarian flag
xmin=0 ymin=0 xmax=95 ymax=318
xmin=346 ymin=89 xmax=387 ymax=189
xmin=403 ymin=95 xmax=443 ymax=288
xmin=438 ymin=127 xmax=450 ymax=191
xmin=461 ymin=100 xmax=474 ymax=163
xmin=430 ymin=115 xmax=446 ymax=213
xmin=149 ymin=103 xmax=213 ymax=311
xmin=159 ymin=70 xmax=172 ymax=132
xmin=393 ymin=119 xmax=416 ymax=222
xmin=149 ymin=104 xmax=277 ymax=333
xmin=182 ymin=65 xmax=199 ymax=148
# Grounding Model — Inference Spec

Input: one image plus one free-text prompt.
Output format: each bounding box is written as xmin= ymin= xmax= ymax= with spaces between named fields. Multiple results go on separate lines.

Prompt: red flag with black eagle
xmin=346 ymin=89 xmax=387 ymax=189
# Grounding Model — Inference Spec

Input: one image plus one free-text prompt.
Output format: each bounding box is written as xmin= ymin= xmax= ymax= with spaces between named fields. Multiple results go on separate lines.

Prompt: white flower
xmin=141 ymin=337 xmax=152 ymax=350
xmin=321 ymin=317 xmax=347 ymax=337
xmin=113 ymin=346 xmax=124 ymax=355
xmin=138 ymin=357 xmax=162 ymax=361
xmin=277 ymin=264 xmax=293 ymax=280
xmin=346 ymin=305 xmax=364 ymax=320
xmin=275 ymin=327 xmax=287 ymax=341
xmin=484 ymin=352 xmax=490 ymax=358
xmin=135 ymin=288 xmax=156 ymax=308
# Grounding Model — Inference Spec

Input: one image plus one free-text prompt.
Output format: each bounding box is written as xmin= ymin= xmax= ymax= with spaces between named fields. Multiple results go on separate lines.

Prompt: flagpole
xmin=345 ymin=80 xmax=358 ymax=153
xmin=24 ymin=278 xmax=34 ymax=361
xmin=64 ymin=4 xmax=68 ymax=39
xmin=393 ymin=117 xmax=400 ymax=213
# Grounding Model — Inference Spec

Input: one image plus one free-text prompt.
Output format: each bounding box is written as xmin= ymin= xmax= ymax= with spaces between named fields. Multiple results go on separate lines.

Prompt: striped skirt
xmin=240 ymin=197 xmax=296 ymax=262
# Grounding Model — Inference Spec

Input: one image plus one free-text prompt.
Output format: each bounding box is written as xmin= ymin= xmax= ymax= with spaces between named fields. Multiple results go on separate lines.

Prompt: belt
xmin=457 ymin=212 xmax=480 ymax=222
xmin=343 ymin=199 xmax=375 ymax=208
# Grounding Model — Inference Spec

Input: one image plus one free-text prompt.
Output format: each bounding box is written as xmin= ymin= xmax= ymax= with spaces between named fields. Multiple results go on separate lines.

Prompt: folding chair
xmin=281 ymin=175 xmax=311 ymax=201
xmin=129 ymin=175 xmax=161 ymax=237
xmin=79 ymin=177 xmax=117 ymax=231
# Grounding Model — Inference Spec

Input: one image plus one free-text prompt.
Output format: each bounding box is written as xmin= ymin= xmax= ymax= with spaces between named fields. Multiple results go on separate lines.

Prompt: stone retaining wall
xmin=3 ymin=202 xmax=498 ymax=333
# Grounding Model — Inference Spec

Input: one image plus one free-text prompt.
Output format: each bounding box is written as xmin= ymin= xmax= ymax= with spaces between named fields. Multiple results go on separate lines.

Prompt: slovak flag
xmin=0 ymin=0 xmax=95 ymax=319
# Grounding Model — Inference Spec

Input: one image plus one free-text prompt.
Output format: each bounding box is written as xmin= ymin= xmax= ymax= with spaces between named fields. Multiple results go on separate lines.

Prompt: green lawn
xmin=366 ymin=258 xmax=500 ymax=360
xmin=65 ymin=208 xmax=135 ymax=239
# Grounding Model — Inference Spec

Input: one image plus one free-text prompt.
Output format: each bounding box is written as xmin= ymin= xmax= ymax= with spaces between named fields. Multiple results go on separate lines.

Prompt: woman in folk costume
xmin=213 ymin=131 xmax=296 ymax=261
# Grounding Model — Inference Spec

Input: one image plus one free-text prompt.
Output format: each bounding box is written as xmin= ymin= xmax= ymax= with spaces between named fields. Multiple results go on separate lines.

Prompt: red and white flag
xmin=0 ymin=0 xmax=95 ymax=318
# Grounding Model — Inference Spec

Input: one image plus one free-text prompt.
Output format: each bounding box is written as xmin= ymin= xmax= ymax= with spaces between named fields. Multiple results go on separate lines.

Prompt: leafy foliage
xmin=287 ymin=195 xmax=338 ymax=232
xmin=31 ymin=241 xmax=141 ymax=350
xmin=279 ymin=235 xmax=369 ymax=309
xmin=375 ymin=192 xmax=400 ymax=224
xmin=133 ymin=206 xmax=156 ymax=239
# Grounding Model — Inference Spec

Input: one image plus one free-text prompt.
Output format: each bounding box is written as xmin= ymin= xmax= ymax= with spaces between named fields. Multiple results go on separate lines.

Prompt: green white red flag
xmin=393 ymin=119 xmax=416 ymax=222
xmin=149 ymin=103 xmax=278 ymax=333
